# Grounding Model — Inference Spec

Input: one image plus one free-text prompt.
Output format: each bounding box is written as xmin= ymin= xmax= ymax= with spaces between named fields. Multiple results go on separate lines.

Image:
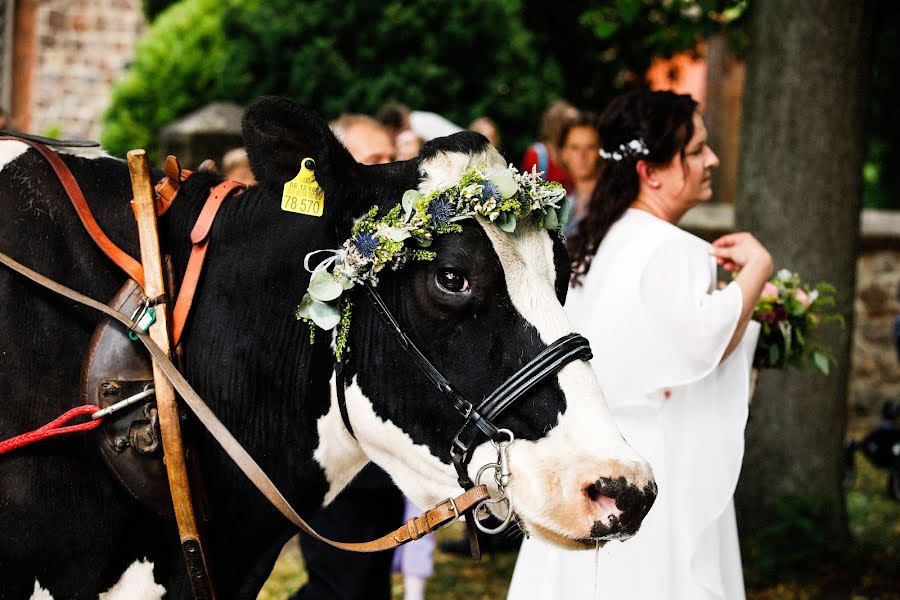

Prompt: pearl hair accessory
xmin=600 ymin=138 xmax=650 ymax=162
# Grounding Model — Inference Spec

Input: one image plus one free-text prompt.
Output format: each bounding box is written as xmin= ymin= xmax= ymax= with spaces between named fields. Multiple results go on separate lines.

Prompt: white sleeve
xmin=636 ymin=236 xmax=743 ymax=394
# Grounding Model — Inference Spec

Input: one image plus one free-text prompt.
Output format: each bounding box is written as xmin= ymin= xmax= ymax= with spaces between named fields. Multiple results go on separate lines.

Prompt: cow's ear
xmin=242 ymin=96 xmax=354 ymax=194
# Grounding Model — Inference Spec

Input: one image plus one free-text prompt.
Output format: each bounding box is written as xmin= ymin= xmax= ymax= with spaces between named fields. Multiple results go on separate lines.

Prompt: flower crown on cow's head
xmin=297 ymin=164 xmax=568 ymax=358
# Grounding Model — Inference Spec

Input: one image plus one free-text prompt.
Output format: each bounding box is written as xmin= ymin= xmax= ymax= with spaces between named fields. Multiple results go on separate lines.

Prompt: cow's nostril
xmin=585 ymin=480 xmax=624 ymax=527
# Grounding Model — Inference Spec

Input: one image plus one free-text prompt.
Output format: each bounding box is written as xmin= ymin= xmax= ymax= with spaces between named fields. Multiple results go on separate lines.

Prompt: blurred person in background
xmin=395 ymin=129 xmax=424 ymax=160
xmin=520 ymin=99 xmax=578 ymax=189
xmin=332 ymin=114 xmax=396 ymax=165
xmin=557 ymin=112 xmax=601 ymax=237
xmin=468 ymin=116 xmax=502 ymax=152
xmin=221 ymin=147 xmax=256 ymax=185
xmin=291 ymin=115 xmax=400 ymax=600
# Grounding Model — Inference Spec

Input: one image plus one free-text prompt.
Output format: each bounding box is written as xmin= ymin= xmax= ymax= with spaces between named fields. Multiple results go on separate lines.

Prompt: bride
xmin=507 ymin=90 xmax=772 ymax=600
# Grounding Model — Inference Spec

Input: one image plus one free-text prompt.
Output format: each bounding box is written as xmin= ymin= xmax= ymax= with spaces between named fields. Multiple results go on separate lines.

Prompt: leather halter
xmin=336 ymin=280 xmax=592 ymax=558
xmin=338 ymin=283 xmax=593 ymax=490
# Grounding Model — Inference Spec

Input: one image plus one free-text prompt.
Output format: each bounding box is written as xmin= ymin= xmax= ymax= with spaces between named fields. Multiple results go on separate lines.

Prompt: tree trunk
xmin=734 ymin=0 xmax=873 ymax=548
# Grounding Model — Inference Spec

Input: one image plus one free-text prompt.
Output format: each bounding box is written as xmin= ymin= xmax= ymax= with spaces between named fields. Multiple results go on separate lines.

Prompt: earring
xmin=651 ymin=181 xmax=660 ymax=188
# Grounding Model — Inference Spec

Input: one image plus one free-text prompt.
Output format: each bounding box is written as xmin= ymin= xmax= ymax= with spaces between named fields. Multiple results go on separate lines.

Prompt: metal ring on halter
xmin=474 ymin=495 xmax=514 ymax=534
xmin=491 ymin=428 xmax=514 ymax=448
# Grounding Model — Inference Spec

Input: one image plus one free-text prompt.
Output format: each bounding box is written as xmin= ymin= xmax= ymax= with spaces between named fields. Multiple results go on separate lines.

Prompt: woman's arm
xmin=710 ymin=232 xmax=774 ymax=360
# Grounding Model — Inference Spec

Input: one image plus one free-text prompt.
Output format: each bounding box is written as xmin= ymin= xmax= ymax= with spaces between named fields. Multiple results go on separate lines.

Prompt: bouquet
xmin=752 ymin=269 xmax=842 ymax=374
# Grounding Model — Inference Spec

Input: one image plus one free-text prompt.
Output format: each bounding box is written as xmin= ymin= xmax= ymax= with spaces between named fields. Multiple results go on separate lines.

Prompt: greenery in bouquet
xmin=752 ymin=269 xmax=843 ymax=374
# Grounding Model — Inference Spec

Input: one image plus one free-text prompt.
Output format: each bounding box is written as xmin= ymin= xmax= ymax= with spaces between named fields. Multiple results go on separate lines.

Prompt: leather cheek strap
xmin=170 ymin=180 xmax=246 ymax=347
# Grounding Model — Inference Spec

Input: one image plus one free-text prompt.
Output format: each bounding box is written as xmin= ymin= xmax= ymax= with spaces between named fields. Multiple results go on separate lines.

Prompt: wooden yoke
xmin=126 ymin=150 xmax=214 ymax=599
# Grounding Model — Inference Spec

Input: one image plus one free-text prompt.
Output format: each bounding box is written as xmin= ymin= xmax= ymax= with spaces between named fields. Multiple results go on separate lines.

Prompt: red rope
xmin=0 ymin=405 xmax=103 ymax=455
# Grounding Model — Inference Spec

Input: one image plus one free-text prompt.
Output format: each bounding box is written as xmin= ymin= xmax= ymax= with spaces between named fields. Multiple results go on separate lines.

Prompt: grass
xmin=259 ymin=457 xmax=899 ymax=599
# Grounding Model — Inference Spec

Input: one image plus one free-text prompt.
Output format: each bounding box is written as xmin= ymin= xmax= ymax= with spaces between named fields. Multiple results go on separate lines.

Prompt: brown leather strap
xmin=1 ymin=136 xmax=146 ymax=287
xmin=0 ymin=249 xmax=489 ymax=552
xmin=170 ymin=180 xmax=246 ymax=347
xmin=154 ymin=156 xmax=193 ymax=216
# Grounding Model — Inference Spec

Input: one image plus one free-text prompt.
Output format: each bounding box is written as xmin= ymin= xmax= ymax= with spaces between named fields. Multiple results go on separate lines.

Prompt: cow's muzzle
xmin=586 ymin=476 xmax=658 ymax=541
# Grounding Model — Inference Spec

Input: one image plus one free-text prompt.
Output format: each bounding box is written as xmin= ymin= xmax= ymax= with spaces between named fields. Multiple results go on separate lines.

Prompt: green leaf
xmin=812 ymin=351 xmax=830 ymax=375
xmin=768 ymin=344 xmax=780 ymax=367
xmin=497 ymin=213 xmax=517 ymax=232
xmin=385 ymin=226 xmax=411 ymax=242
xmin=308 ymin=269 xmax=343 ymax=302
xmin=296 ymin=293 xmax=315 ymax=319
xmin=336 ymin=273 xmax=355 ymax=290
xmin=543 ymin=207 xmax=559 ymax=230
xmin=592 ymin=19 xmax=619 ymax=39
xmin=491 ymin=169 xmax=519 ymax=199
xmin=615 ymin=0 xmax=641 ymax=24
xmin=557 ymin=196 xmax=572 ymax=225
xmin=402 ymin=189 xmax=421 ymax=221
xmin=309 ymin=299 xmax=341 ymax=330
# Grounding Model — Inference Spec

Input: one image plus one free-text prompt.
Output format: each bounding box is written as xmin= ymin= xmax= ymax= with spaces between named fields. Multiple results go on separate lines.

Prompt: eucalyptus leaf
xmin=416 ymin=237 xmax=433 ymax=248
xmin=812 ymin=351 xmax=830 ymax=375
xmin=491 ymin=169 xmax=518 ymax=199
xmin=498 ymin=213 xmax=517 ymax=233
xmin=543 ymin=207 xmax=559 ymax=230
xmin=308 ymin=269 xmax=343 ymax=302
xmin=402 ymin=189 xmax=422 ymax=221
xmin=309 ymin=299 xmax=341 ymax=330
xmin=557 ymin=197 xmax=572 ymax=225
xmin=297 ymin=293 xmax=315 ymax=319
xmin=386 ymin=226 xmax=412 ymax=242
xmin=336 ymin=273 xmax=355 ymax=290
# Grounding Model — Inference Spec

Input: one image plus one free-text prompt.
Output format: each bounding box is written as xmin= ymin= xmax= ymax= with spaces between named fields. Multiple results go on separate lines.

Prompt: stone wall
xmin=682 ymin=204 xmax=900 ymax=419
xmin=29 ymin=0 xmax=146 ymax=140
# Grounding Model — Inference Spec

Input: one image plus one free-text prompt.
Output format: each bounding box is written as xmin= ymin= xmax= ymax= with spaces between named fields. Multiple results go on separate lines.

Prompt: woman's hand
xmin=710 ymin=232 xmax=773 ymax=276
xmin=710 ymin=232 xmax=774 ymax=360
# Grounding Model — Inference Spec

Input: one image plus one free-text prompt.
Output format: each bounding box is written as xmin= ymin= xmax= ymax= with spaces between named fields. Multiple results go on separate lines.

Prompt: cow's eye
xmin=435 ymin=269 xmax=469 ymax=293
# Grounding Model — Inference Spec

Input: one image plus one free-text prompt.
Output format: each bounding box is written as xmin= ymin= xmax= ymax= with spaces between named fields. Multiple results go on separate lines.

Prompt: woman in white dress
xmin=508 ymin=90 xmax=773 ymax=600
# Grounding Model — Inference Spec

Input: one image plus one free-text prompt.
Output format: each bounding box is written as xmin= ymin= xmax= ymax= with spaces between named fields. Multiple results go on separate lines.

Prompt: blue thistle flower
xmin=354 ymin=232 xmax=380 ymax=259
xmin=479 ymin=181 xmax=499 ymax=202
xmin=427 ymin=198 xmax=454 ymax=227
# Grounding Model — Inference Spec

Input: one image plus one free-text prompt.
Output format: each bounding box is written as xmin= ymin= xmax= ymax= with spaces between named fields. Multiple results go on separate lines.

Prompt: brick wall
xmin=29 ymin=0 xmax=146 ymax=140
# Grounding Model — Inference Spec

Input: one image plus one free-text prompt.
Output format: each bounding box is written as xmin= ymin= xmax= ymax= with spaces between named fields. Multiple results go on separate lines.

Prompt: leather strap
xmin=0 ymin=129 xmax=101 ymax=147
xmin=451 ymin=333 xmax=592 ymax=458
xmin=0 ymin=249 xmax=490 ymax=552
xmin=154 ymin=155 xmax=192 ymax=216
xmin=1 ymin=135 xmax=146 ymax=287
xmin=0 ymin=138 xmax=194 ymax=287
xmin=170 ymin=180 xmax=246 ymax=347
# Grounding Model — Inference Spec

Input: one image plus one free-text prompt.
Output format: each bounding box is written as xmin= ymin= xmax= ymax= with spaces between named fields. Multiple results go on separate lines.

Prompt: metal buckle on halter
xmin=437 ymin=496 xmax=461 ymax=529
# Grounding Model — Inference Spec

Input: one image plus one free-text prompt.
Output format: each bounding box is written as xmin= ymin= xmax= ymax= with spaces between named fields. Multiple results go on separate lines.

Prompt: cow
xmin=0 ymin=96 xmax=656 ymax=598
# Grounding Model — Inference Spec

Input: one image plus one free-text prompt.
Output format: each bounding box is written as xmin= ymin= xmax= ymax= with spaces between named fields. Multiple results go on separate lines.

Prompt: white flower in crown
xmin=601 ymin=138 xmax=650 ymax=162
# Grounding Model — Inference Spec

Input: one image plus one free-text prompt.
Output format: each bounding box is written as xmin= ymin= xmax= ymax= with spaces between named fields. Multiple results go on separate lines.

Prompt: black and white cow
xmin=0 ymin=97 xmax=655 ymax=598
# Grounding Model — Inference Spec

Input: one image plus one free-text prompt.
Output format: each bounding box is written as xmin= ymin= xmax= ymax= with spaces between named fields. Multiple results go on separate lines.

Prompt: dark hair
xmin=376 ymin=102 xmax=410 ymax=132
xmin=556 ymin=111 xmax=600 ymax=150
xmin=567 ymin=90 xmax=698 ymax=286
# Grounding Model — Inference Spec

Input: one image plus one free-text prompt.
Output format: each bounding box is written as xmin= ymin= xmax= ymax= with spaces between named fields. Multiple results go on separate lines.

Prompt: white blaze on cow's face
xmin=313 ymin=144 xmax=656 ymax=548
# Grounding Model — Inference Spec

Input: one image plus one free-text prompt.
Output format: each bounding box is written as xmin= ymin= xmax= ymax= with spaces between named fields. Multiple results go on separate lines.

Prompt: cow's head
xmin=242 ymin=97 xmax=656 ymax=549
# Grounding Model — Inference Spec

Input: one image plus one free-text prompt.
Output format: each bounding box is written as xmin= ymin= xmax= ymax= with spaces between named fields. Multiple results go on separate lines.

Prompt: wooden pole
xmin=127 ymin=149 xmax=215 ymax=599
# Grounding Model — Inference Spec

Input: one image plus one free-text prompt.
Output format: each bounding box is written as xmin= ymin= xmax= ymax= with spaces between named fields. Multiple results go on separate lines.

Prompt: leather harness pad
xmin=81 ymin=280 xmax=173 ymax=518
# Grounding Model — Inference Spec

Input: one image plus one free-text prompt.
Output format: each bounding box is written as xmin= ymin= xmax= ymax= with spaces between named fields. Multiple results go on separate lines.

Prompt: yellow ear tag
xmin=281 ymin=157 xmax=325 ymax=216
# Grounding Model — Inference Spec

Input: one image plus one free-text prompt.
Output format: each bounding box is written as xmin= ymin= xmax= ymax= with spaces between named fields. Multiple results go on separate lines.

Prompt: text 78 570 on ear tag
xmin=282 ymin=157 xmax=324 ymax=217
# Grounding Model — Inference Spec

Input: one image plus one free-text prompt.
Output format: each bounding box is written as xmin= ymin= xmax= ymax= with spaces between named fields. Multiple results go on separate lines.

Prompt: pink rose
xmin=761 ymin=282 xmax=780 ymax=300
xmin=795 ymin=289 xmax=810 ymax=307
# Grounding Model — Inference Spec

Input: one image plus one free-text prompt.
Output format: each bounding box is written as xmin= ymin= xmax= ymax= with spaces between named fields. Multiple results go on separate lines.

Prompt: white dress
xmin=508 ymin=209 xmax=759 ymax=600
